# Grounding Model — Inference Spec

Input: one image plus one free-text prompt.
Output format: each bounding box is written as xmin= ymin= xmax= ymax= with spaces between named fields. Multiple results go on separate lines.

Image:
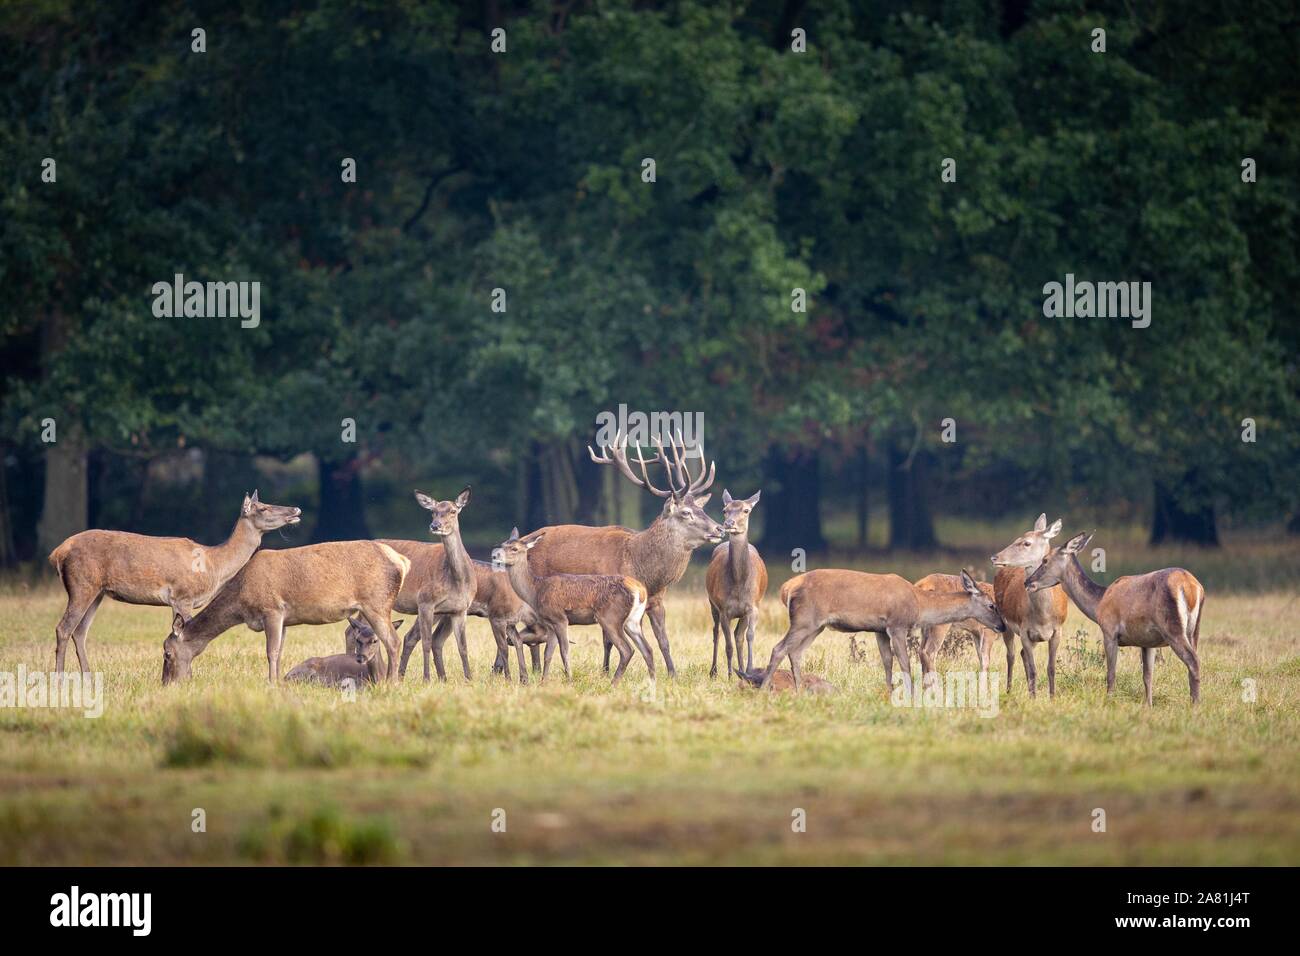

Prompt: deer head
xmin=414 ymin=486 xmax=471 ymax=538
xmin=492 ymin=527 xmax=539 ymax=568
xmin=345 ymin=616 xmax=404 ymax=663
xmin=991 ymin=512 xmax=1063 ymax=568
xmin=240 ymin=489 xmax=302 ymax=532
xmin=958 ymin=569 xmax=1006 ymax=632
xmin=588 ymin=430 xmax=724 ymax=547
xmin=720 ymin=489 xmax=761 ymax=538
xmin=162 ymin=612 xmax=196 ymax=684
xmin=1025 ymin=532 xmax=1094 ymax=593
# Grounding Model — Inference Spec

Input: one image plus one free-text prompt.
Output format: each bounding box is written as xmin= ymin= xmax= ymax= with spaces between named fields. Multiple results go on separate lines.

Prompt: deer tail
xmin=48 ymin=538 xmax=74 ymax=579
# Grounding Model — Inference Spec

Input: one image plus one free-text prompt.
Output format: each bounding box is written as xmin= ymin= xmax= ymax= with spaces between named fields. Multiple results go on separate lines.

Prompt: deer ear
xmin=1033 ymin=513 xmax=1047 ymax=532
xmin=960 ymin=569 xmax=980 ymax=594
xmin=391 ymin=619 xmax=405 ymax=634
xmin=722 ymin=489 xmax=733 ymax=505
xmin=172 ymin=612 xmax=187 ymax=633
xmin=693 ymin=493 xmax=711 ymax=508
xmin=1063 ymin=531 xmax=1091 ymax=554
xmin=509 ymin=526 xmax=520 ymax=540
xmin=455 ymin=486 xmax=472 ymax=509
xmin=746 ymin=490 xmax=761 ymax=507
xmin=1045 ymin=518 xmax=1063 ymax=540
xmin=413 ymin=490 xmax=436 ymax=511
xmin=242 ymin=493 xmax=254 ymax=516
xmin=525 ymin=531 xmax=544 ymax=549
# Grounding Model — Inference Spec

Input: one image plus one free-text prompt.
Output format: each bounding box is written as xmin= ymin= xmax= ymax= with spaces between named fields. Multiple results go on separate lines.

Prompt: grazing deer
xmin=706 ymin=489 xmax=767 ymax=678
xmin=759 ymin=569 xmax=1004 ymax=693
xmin=736 ymin=667 xmax=835 ymax=694
xmin=47 ymin=491 xmax=301 ymax=673
xmin=1025 ymin=532 xmax=1204 ymax=704
xmin=160 ymin=540 xmax=409 ymax=684
xmin=492 ymin=528 xmax=652 ymax=685
xmin=287 ymin=617 xmax=403 ymax=688
xmin=379 ymin=538 xmax=545 ymax=684
xmin=396 ymin=487 xmax=478 ymax=683
xmin=523 ymin=431 xmax=723 ymax=678
xmin=913 ymin=572 xmax=1006 ymax=683
xmin=990 ymin=513 xmax=1070 ymax=697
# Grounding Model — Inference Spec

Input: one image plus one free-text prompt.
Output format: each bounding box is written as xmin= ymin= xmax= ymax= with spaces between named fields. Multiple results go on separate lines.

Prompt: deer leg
xmin=646 ymin=598 xmax=676 ymax=678
xmin=54 ymin=589 xmax=100 ymax=674
xmin=602 ymin=633 xmax=613 ymax=674
xmin=919 ymin=624 xmax=944 ymax=687
xmin=887 ymin=626 xmax=912 ymax=698
xmin=1019 ymin=632 xmax=1038 ymax=698
xmin=553 ymin=619 xmax=572 ymax=680
xmin=602 ymin=621 xmax=634 ymax=686
xmin=426 ymin=614 xmax=452 ymax=682
xmin=1103 ymin=631 xmax=1119 ymax=697
xmin=1141 ymin=647 xmax=1155 ymax=706
xmin=709 ymin=605 xmax=721 ymax=678
xmin=451 ymin=612 xmax=472 ymax=681
xmin=490 ymin=622 xmax=509 ymax=678
xmin=720 ymin=614 xmax=738 ymax=678
xmin=360 ymin=608 xmax=400 ymax=682
xmin=874 ymin=632 xmax=893 ymax=688
xmin=530 ymin=642 xmax=542 ymax=674
xmin=1164 ymin=635 xmax=1200 ymax=704
xmin=399 ymin=615 xmax=424 ymax=679
xmin=539 ymin=624 xmax=557 ymax=683
xmin=509 ymin=626 xmax=529 ymax=685
xmin=758 ymin=624 xmax=805 ymax=689
xmin=264 ymin=611 xmax=286 ymax=684
xmin=69 ymin=592 xmax=105 ymax=674
xmin=1003 ymin=632 xmax=1016 ymax=691
xmin=1047 ymin=628 xmax=1061 ymax=700
xmin=624 ymin=613 xmax=655 ymax=679
xmin=744 ymin=608 xmax=757 ymax=672
xmin=975 ymin=628 xmax=991 ymax=675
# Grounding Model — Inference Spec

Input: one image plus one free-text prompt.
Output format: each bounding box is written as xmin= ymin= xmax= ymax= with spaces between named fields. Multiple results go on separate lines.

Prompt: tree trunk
xmin=312 ymin=454 xmax=371 ymax=542
xmin=1151 ymin=479 xmax=1219 ymax=546
xmin=524 ymin=440 xmax=580 ymax=530
xmin=760 ymin=446 xmax=827 ymax=554
xmin=36 ymin=304 xmax=90 ymax=557
xmin=887 ymin=442 xmax=937 ymax=551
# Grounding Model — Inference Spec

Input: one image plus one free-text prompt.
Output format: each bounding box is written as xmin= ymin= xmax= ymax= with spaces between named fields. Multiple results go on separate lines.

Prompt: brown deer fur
xmin=400 ymin=487 xmax=478 ymax=683
xmin=913 ymin=572 xmax=1007 ymax=682
xmin=48 ymin=491 xmax=300 ymax=673
xmin=736 ymin=667 xmax=834 ymax=694
xmin=286 ymin=616 xmax=402 ymax=688
xmin=705 ymin=489 xmax=767 ymax=678
xmin=160 ymin=540 xmax=409 ymax=684
xmin=990 ymin=513 xmax=1070 ymax=697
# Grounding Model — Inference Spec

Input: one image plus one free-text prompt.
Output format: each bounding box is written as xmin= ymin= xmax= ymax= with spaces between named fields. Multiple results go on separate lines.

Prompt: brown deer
xmin=382 ymin=543 xmax=546 ymax=684
xmin=160 ymin=540 xmax=410 ymax=684
xmin=47 ymin=491 xmax=301 ymax=673
xmin=990 ymin=513 xmax=1070 ymax=697
xmin=286 ymin=617 xmax=403 ymax=688
xmin=523 ymin=431 xmax=723 ymax=677
xmin=736 ymin=667 xmax=835 ymax=694
xmin=913 ymin=572 xmax=1006 ymax=683
xmin=492 ymin=528 xmax=652 ymax=685
xmin=395 ymin=487 xmax=478 ymax=683
xmin=706 ymin=489 xmax=766 ymax=678
xmin=1025 ymin=532 xmax=1204 ymax=704
xmin=759 ymin=569 xmax=1004 ymax=693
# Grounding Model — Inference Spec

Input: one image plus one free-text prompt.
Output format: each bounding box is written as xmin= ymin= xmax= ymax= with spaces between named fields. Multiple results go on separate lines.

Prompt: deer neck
xmin=627 ymin=517 xmax=692 ymax=594
xmin=726 ymin=532 xmax=753 ymax=586
xmin=441 ymin=526 xmax=474 ymax=590
xmin=506 ymin=560 xmax=541 ymax=612
xmin=205 ymin=516 xmax=264 ymax=583
xmin=1060 ymin=555 xmax=1107 ymax=623
xmin=179 ymin=587 xmax=246 ymax=659
xmin=914 ymin=589 xmax=977 ymax=627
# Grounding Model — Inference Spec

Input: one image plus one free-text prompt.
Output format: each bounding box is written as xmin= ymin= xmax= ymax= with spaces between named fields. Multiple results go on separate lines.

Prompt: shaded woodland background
xmin=1 ymin=0 xmax=1297 ymax=560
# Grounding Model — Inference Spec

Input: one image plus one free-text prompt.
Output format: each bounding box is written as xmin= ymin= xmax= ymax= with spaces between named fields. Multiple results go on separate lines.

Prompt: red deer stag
xmin=1025 ymin=532 xmax=1204 ymax=704
xmin=522 ymin=431 xmax=723 ymax=677
xmin=48 ymin=491 xmax=300 ymax=673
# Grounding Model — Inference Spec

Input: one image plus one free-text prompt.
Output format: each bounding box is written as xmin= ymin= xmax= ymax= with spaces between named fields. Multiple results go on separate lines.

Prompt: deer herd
xmin=46 ymin=434 xmax=1206 ymax=705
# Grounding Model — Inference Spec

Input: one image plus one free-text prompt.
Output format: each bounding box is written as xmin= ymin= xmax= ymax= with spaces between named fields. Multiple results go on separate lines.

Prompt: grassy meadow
xmin=1 ymin=527 xmax=1298 ymax=865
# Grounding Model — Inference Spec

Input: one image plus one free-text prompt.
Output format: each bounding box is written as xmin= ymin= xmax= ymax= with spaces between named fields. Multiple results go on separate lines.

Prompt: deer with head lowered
xmin=521 ymin=431 xmax=724 ymax=678
xmin=1025 ymin=531 xmax=1204 ymax=705
xmin=48 ymin=491 xmax=301 ymax=673
xmin=990 ymin=513 xmax=1070 ymax=697
xmin=913 ymin=572 xmax=1006 ymax=684
xmin=493 ymin=527 xmax=652 ymax=684
xmin=759 ymin=568 xmax=1004 ymax=693
xmin=706 ymin=489 xmax=766 ymax=678
xmin=161 ymin=540 xmax=410 ymax=684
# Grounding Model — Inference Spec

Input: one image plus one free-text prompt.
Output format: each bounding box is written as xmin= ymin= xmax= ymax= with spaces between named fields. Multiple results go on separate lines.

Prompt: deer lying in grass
xmin=736 ymin=667 xmax=834 ymax=694
xmin=913 ymin=572 xmax=1005 ymax=683
xmin=287 ymin=617 xmax=404 ymax=688
xmin=380 ymin=538 xmax=545 ymax=684
xmin=47 ymin=491 xmax=301 ymax=673
xmin=161 ymin=541 xmax=409 ymax=684
xmin=706 ymin=489 xmax=767 ymax=678
xmin=524 ymin=431 xmax=724 ymax=677
xmin=493 ymin=528 xmax=652 ymax=685
xmin=990 ymin=513 xmax=1070 ymax=697
xmin=1025 ymin=532 xmax=1204 ymax=704
xmin=759 ymin=569 xmax=1004 ymax=693
xmin=390 ymin=488 xmax=477 ymax=683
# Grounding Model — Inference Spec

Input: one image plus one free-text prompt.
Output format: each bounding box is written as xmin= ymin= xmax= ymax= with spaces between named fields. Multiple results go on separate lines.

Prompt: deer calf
xmin=760 ymin=569 xmax=1004 ymax=693
xmin=991 ymin=514 xmax=1070 ymax=697
xmin=1025 ymin=532 xmax=1204 ymax=704
xmin=288 ymin=617 xmax=404 ymax=688
xmin=47 ymin=491 xmax=301 ymax=672
xmin=161 ymin=540 xmax=409 ymax=684
xmin=913 ymin=572 xmax=1006 ymax=683
xmin=706 ymin=489 xmax=767 ymax=678
xmin=736 ymin=667 xmax=834 ymax=694
xmin=492 ymin=528 xmax=652 ymax=684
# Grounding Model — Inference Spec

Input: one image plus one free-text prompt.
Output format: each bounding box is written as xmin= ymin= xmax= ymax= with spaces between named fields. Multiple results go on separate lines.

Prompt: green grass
xmin=1 ymin=536 xmax=1299 ymax=865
